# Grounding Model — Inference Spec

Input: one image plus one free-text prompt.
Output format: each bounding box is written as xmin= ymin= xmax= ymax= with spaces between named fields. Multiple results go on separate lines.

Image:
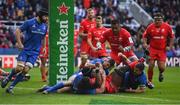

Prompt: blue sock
xmin=9 ymin=73 xmax=24 ymax=90
xmin=6 ymin=68 xmax=16 ymax=80
xmin=46 ymin=82 xmax=64 ymax=93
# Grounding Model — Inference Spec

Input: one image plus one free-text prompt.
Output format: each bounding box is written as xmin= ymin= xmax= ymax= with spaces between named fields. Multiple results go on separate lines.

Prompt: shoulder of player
xmin=120 ymin=28 xmax=131 ymax=36
xmin=162 ymin=22 xmax=171 ymax=28
xmin=80 ymin=18 xmax=88 ymax=24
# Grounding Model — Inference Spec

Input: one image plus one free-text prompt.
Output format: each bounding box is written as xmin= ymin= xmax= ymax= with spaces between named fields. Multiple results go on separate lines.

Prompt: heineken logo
xmin=50 ymin=0 xmax=73 ymax=85
xmin=57 ymin=3 xmax=70 ymax=15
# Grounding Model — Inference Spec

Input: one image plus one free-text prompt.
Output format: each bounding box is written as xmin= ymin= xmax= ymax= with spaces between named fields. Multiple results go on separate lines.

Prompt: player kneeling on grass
xmin=118 ymin=53 xmax=147 ymax=93
xmin=37 ymin=65 xmax=105 ymax=94
xmin=0 ymin=8 xmax=48 ymax=94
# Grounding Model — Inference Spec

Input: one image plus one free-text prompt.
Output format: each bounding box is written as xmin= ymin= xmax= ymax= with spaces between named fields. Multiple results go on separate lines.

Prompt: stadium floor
xmin=0 ymin=67 xmax=180 ymax=104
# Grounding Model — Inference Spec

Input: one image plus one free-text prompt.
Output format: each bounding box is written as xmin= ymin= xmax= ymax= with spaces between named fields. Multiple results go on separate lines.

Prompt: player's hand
xmin=118 ymin=52 xmax=123 ymax=57
xmin=42 ymin=47 xmax=47 ymax=56
xmin=166 ymin=46 xmax=173 ymax=51
xmin=118 ymin=46 xmax=124 ymax=52
xmin=143 ymin=43 xmax=148 ymax=49
xmin=17 ymin=43 xmax=24 ymax=50
xmin=92 ymin=47 xmax=98 ymax=52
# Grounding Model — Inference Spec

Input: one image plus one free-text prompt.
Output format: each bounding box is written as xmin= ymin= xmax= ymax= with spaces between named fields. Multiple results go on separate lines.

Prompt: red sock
xmin=148 ymin=69 xmax=153 ymax=82
xmin=0 ymin=69 xmax=2 ymax=75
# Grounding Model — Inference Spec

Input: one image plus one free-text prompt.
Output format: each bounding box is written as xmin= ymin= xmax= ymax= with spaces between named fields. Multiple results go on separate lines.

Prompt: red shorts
xmin=80 ymin=40 xmax=90 ymax=55
xmin=105 ymin=75 xmax=118 ymax=93
xmin=39 ymin=46 xmax=49 ymax=58
xmin=89 ymin=49 xmax=107 ymax=58
xmin=149 ymin=47 xmax=166 ymax=62
xmin=110 ymin=51 xmax=136 ymax=64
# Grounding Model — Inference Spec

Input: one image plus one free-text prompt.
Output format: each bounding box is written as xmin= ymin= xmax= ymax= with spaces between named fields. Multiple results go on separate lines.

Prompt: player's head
xmin=103 ymin=58 xmax=115 ymax=70
xmin=111 ymin=19 xmax=120 ymax=35
xmin=134 ymin=62 xmax=145 ymax=76
xmin=153 ymin=12 xmax=164 ymax=27
xmin=96 ymin=16 xmax=102 ymax=27
xmin=87 ymin=8 xmax=94 ymax=20
xmin=80 ymin=53 xmax=88 ymax=64
xmin=37 ymin=8 xmax=48 ymax=23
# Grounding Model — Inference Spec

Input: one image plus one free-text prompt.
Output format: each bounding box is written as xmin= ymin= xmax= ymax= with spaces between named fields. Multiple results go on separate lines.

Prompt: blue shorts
xmin=17 ymin=50 xmax=38 ymax=67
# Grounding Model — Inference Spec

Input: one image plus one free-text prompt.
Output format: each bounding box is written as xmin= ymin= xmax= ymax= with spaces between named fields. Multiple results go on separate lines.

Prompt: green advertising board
xmin=49 ymin=0 xmax=74 ymax=85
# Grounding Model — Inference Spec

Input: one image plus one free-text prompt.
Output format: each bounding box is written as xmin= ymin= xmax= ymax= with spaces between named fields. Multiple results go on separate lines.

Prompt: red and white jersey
xmin=88 ymin=26 xmax=108 ymax=48
xmin=143 ymin=22 xmax=174 ymax=50
xmin=79 ymin=18 xmax=96 ymax=41
xmin=101 ymin=28 xmax=133 ymax=53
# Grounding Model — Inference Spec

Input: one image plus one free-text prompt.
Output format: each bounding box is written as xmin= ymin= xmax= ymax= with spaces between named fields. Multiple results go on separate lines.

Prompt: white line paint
xmin=14 ymin=87 xmax=180 ymax=103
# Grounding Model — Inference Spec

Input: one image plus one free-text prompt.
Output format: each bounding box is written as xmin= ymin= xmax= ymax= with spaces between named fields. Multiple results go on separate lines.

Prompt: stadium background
xmin=0 ymin=0 xmax=179 ymax=69
xmin=0 ymin=0 xmax=180 ymax=104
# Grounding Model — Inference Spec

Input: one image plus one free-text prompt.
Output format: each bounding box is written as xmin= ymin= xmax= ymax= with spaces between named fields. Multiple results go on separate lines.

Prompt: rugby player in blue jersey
xmin=1 ymin=8 xmax=48 ymax=94
xmin=118 ymin=53 xmax=147 ymax=93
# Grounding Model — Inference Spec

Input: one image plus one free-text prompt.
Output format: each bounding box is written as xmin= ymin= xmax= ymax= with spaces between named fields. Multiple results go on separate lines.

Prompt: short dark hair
xmin=111 ymin=19 xmax=120 ymax=25
xmin=154 ymin=12 xmax=164 ymax=19
xmin=108 ymin=59 xmax=115 ymax=68
xmin=38 ymin=8 xmax=48 ymax=16
xmin=135 ymin=63 xmax=145 ymax=71
xmin=81 ymin=67 xmax=92 ymax=77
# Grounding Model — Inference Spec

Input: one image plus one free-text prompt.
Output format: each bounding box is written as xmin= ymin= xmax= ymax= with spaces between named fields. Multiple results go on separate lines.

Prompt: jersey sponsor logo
xmin=128 ymin=37 xmax=133 ymax=43
xmin=153 ymin=36 xmax=164 ymax=39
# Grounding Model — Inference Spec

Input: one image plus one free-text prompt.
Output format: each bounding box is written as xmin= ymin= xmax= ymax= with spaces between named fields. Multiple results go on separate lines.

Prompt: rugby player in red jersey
xmin=79 ymin=8 xmax=96 ymax=56
xmin=100 ymin=19 xmax=138 ymax=64
xmin=143 ymin=12 xmax=174 ymax=89
xmin=39 ymin=32 xmax=49 ymax=82
xmin=87 ymin=16 xmax=108 ymax=58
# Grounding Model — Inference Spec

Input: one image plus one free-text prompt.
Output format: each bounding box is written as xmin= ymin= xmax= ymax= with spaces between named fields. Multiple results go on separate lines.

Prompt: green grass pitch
xmin=0 ymin=67 xmax=180 ymax=104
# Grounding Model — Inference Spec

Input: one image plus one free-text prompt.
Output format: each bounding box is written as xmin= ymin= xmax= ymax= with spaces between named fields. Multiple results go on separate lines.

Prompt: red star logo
xmin=57 ymin=3 xmax=70 ymax=15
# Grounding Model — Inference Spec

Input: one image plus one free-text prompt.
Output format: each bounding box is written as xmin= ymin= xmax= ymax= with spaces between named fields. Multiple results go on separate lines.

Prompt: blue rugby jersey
xmin=19 ymin=18 xmax=48 ymax=54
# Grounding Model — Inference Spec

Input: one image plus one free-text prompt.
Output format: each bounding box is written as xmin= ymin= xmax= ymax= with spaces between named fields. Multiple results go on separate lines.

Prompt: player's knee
xmin=22 ymin=66 xmax=30 ymax=74
xmin=15 ymin=65 xmax=24 ymax=73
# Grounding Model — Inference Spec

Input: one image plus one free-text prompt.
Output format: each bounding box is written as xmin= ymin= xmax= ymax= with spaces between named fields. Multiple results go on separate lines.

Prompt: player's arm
xmin=79 ymin=22 xmax=88 ymax=39
xmin=120 ymin=30 xmax=134 ymax=52
xmin=167 ymin=25 xmax=175 ymax=50
xmin=87 ymin=30 xmax=98 ymax=51
xmin=142 ymin=28 xmax=149 ymax=49
xmin=15 ymin=28 xmax=24 ymax=50
xmin=95 ymin=65 xmax=106 ymax=94
xmin=118 ymin=52 xmax=131 ymax=64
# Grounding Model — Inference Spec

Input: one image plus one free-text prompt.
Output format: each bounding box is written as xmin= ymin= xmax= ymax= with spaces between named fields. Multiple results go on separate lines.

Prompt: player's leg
xmin=6 ymin=64 xmax=31 ymax=94
xmin=40 ymin=57 xmax=47 ymax=82
xmin=6 ymin=54 xmax=37 ymax=94
xmin=43 ymin=81 xmax=72 ymax=94
xmin=147 ymin=59 xmax=155 ymax=89
xmin=1 ymin=62 xmax=24 ymax=88
xmin=56 ymin=87 xmax=72 ymax=93
xmin=157 ymin=52 xmax=166 ymax=82
xmin=157 ymin=60 xmax=165 ymax=82
xmin=0 ymin=68 xmax=9 ymax=76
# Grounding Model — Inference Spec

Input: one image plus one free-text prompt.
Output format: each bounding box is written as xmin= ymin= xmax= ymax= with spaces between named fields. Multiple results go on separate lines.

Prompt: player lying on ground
xmin=118 ymin=53 xmax=147 ymax=93
xmin=37 ymin=65 xmax=105 ymax=94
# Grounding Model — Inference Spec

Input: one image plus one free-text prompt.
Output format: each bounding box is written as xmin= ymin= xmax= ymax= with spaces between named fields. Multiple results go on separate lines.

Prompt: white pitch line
xmin=14 ymin=87 xmax=180 ymax=103
xmin=103 ymin=94 xmax=180 ymax=103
